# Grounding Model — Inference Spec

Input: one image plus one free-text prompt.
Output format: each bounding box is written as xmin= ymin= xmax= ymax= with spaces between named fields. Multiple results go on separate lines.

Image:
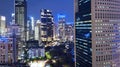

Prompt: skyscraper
xmin=65 ymin=24 xmax=74 ymax=41
xmin=0 ymin=16 xmax=6 ymax=36
xmin=58 ymin=14 xmax=66 ymax=42
xmin=40 ymin=9 xmax=54 ymax=44
xmin=27 ymin=17 xmax=35 ymax=40
xmin=35 ymin=20 xmax=41 ymax=41
xmin=75 ymin=0 xmax=120 ymax=67
xmin=15 ymin=0 xmax=27 ymax=41
xmin=53 ymin=23 xmax=57 ymax=40
xmin=15 ymin=0 xmax=27 ymax=60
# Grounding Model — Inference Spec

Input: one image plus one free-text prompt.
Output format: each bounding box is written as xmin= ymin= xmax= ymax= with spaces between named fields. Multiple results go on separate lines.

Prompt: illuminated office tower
xmin=30 ymin=17 xmax=35 ymax=31
xmin=40 ymin=9 xmax=54 ymax=44
xmin=27 ymin=17 xmax=35 ymax=40
xmin=15 ymin=0 xmax=27 ymax=41
xmin=26 ymin=17 xmax=30 ymax=41
xmin=53 ymin=23 xmax=57 ymax=40
xmin=15 ymin=0 xmax=27 ymax=60
xmin=65 ymin=24 xmax=74 ymax=41
xmin=35 ymin=20 xmax=41 ymax=41
xmin=0 ymin=16 xmax=6 ymax=36
xmin=58 ymin=14 xmax=66 ymax=42
xmin=75 ymin=0 xmax=120 ymax=67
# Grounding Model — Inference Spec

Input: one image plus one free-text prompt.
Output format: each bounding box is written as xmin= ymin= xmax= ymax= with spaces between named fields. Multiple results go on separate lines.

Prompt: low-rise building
xmin=0 ymin=37 xmax=15 ymax=64
xmin=26 ymin=40 xmax=45 ymax=59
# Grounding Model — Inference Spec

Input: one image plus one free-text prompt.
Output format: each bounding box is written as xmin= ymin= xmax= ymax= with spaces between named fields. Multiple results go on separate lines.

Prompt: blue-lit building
xmin=75 ymin=0 xmax=120 ymax=67
xmin=75 ymin=0 xmax=91 ymax=67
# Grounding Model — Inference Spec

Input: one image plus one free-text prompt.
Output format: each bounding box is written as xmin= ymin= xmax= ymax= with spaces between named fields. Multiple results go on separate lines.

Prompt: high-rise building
xmin=15 ymin=0 xmax=27 ymax=41
xmin=40 ymin=9 xmax=54 ymax=44
xmin=27 ymin=17 xmax=35 ymax=40
xmin=0 ymin=16 xmax=6 ymax=36
xmin=53 ymin=23 xmax=57 ymax=41
xmin=15 ymin=0 xmax=27 ymax=60
xmin=65 ymin=24 xmax=74 ymax=41
xmin=35 ymin=20 xmax=41 ymax=41
xmin=75 ymin=0 xmax=120 ymax=67
xmin=58 ymin=14 xmax=66 ymax=42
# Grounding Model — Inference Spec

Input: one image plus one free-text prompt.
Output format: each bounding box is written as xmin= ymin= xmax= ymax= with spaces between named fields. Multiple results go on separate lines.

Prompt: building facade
xmin=26 ymin=40 xmax=45 ymax=59
xmin=58 ymin=14 xmax=66 ymax=42
xmin=7 ymin=24 xmax=21 ymax=63
xmin=65 ymin=24 xmax=74 ymax=41
xmin=75 ymin=0 xmax=120 ymax=67
xmin=27 ymin=17 xmax=35 ymax=40
xmin=28 ymin=47 xmax=45 ymax=59
xmin=15 ymin=0 xmax=27 ymax=60
xmin=0 ymin=16 xmax=6 ymax=36
xmin=0 ymin=38 xmax=15 ymax=64
xmin=15 ymin=0 xmax=27 ymax=41
xmin=34 ymin=20 xmax=41 ymax=41
xmin=40 ymin=9 xmax=54 ymax=44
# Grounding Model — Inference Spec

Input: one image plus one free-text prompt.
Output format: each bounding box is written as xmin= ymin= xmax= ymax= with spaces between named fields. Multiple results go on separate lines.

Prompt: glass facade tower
xmin=15 ymin=0 xmax=27 ymax=41
xmin=75 ymin=0 xmax=92 ymax=67
xmin=40 ymin=9 xmax=54 ymax=44
xmin=75 ymin=0 xmax=120 ymax=67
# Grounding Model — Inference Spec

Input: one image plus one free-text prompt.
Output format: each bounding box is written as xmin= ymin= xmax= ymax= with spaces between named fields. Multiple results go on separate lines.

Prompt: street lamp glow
xmin=30 ymin=62 xmax=37 ymax=67
xmin=29 ymin=61 xmax=46 ymax=67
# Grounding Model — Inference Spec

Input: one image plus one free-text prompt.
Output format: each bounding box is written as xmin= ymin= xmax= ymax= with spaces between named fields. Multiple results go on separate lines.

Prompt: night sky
xmin=0 ymin=0 xmax=74 ymax=24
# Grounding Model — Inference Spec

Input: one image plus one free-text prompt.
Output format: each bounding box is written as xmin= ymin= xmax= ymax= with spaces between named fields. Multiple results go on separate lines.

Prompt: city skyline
xmin=0 ymin=0 xmax=74 ymax=24
xmin=1 ymin=0 xmax=120 ymax=67
xmin=0 ymin=0 xmax=75 ymax=67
